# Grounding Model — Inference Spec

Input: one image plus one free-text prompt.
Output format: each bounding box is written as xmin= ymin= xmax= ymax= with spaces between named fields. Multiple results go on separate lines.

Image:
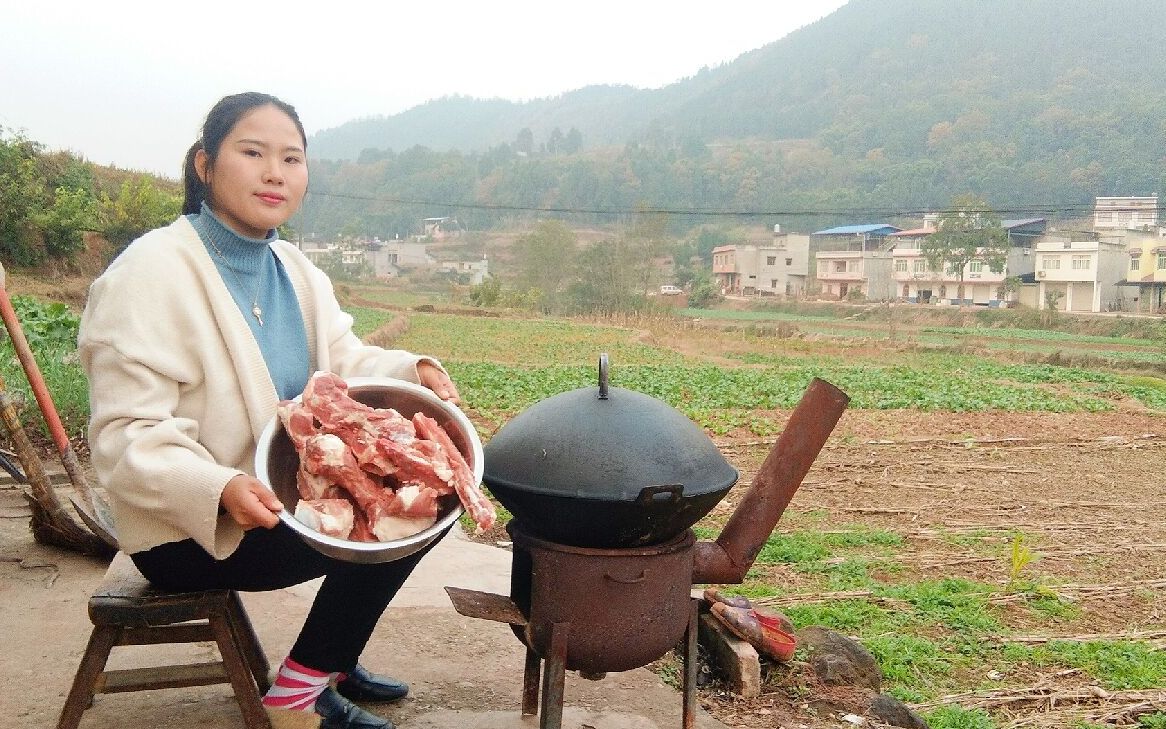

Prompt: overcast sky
xmin=2 ymin=0 xmax=848 ymax=178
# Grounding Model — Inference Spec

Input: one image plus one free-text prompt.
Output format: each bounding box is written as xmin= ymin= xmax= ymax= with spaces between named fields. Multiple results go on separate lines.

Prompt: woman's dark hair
xmin=182 ymin=92 xmax=307 ymax=215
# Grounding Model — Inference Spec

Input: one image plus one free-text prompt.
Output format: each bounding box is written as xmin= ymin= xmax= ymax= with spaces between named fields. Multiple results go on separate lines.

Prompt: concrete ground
xmin=2 ymin=484 xmax=726 ymax=729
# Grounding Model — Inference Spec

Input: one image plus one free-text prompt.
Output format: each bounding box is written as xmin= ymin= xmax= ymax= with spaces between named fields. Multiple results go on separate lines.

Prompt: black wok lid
xmin=482 ymin=355 xmax=738 ymax=501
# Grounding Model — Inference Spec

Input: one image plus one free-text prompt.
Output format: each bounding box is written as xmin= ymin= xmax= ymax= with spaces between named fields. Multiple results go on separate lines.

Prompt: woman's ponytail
xmin=182 ymin=141 xmax=207 ymax=215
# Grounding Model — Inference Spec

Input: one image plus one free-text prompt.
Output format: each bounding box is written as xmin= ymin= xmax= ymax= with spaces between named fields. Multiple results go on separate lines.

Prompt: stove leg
xmin=522 ymin=646 xmax=541 ymax=716
xmin=540 ymin=622 xmax=568 ymax=729
xmin=682 ymin=598 xmax=699 ymax=729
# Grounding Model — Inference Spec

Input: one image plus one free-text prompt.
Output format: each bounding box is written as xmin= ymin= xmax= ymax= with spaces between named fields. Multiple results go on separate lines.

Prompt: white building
xmin=1094 ymin=195 xmax=1159 ymax=231
xmin=1033 ymin=235 xmax=1127 ymax=312
xmin=437 ymin=256 xmax=490 ymax=286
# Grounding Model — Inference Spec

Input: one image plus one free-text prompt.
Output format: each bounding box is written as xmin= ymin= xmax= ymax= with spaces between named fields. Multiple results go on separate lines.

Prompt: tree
xmin=514 ymin=127 xmax=534 ymax=156
xmin=567 ymin=238 xmax=648 ymax=315
xmin=511 ymin=220 xmax=577 ymax=312
xmin=920 ymin=195 xmax=1009 ymax=303
xmin=41 ymin=186 xmax=99 ymax=258
xmin=100 ymin=176 xmax=182 ymax=256
xmin=547 ymin=127 xmax=564 ymax=155
xmin=562 ymin=127 xmax=583 ymax=154
xmin=0 ymin=130 xmax=53 ymax=265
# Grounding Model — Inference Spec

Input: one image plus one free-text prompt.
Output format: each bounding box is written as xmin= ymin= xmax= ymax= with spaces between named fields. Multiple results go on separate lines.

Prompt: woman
xmin=78 ymin=92 xmax=455 ymax=729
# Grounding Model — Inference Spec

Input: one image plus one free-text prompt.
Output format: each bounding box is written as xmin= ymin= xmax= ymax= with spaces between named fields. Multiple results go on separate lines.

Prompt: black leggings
xmin=131 ymin=523 xmax=449 ymax=674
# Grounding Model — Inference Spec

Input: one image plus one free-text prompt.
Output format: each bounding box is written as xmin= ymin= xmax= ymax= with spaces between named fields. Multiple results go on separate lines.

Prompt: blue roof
xmin=812 ymin=224 xmax=902 ymax=235
xmin=1001 ymin=218 xmax=1046 ymax=230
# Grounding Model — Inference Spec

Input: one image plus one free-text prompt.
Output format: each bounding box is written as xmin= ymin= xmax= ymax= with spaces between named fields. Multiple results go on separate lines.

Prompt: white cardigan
xmin=79 ymin=217 xmax=434 ymax=558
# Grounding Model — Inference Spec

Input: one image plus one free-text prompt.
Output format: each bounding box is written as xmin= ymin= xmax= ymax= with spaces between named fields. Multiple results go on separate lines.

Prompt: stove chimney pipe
xmin=692 ymin=378 xmax=849 ymax=585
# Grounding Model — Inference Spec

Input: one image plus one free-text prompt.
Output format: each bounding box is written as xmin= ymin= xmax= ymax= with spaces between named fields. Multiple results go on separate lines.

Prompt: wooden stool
xmin=57 ymin=552 xmax=273 ymax=729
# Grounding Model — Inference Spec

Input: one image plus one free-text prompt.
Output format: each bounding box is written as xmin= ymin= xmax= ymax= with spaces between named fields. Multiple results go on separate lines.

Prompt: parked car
xmin=659 ymin=285 xmax=683 ymax=296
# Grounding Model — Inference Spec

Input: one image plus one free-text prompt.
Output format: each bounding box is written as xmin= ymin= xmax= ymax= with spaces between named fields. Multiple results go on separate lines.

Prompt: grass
xmin=1002 ymin=641 xmax=1166 ymax=691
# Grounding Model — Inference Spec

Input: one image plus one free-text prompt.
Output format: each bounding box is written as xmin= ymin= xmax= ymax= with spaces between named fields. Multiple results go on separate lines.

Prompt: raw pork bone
xmin=413 ymin=412 xmax=496 ymax=533
xmin=295 ymin=498 xmax=354 ymax=539
xmin=299 ymin=433 xmax=386 ymax=514
xmin=302 ymin=372 xmax=495 ymax=532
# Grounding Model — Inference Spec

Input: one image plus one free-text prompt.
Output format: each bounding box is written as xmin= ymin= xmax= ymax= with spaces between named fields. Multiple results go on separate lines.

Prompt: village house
xmin=889 ymin=218 xmax=1045 ymax=306
xmin=297 ymin=237 xmax=431 ymax=280
xmin=810 ymin=224 xmax=900 ymax=301
xmin=436 ymin=256 xmax=491 ymax=286
xmin=710 ymin=226 xmax=810 ymax=297
xmin=1032 ymin=232 xmax=1128 ymax=312
xmin=1093 ymin=195 xmax=1159 ymax=231
xmin=1113 ymin=229 xmax=1166 ymax=312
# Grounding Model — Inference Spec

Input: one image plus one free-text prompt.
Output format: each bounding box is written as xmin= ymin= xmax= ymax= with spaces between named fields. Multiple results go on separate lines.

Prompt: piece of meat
xmin=413 ymin=412 xmax=495 ymax=533
xmin=294 ymin=498 xmax=354 ymax=539
xmin=366 ymin=437 xmax=454 ymax=493
xmin=296 ymin=463 xmax=332 ymax=500
xmin=348 ymin=508 xmax=377 ymax=542
xmin=303 ymin=372 xmax=416 ymax=448
xmin=277 ymin=399 xmax=319 ymax=448
xmin=300 ymin=433 xmax=388 ymax=514
xmin=361 ymin=489 xmax=438 ymax=541
xmin=370 ymin=514 xmax=437 ymax=541
xmin=387 ymin=484 xmax=441 ymax=518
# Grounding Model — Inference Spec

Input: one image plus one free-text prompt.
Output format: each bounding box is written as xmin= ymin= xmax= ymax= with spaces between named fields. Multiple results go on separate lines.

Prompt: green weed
xmin=879 ymin=579 xmax=1002 ymax=634
xmin=924 ymin=705 xmax=997 ymax=729
xmin=862 ymin=633 xmax=954 ymax=694
xmin=1005 ymin=641 xmax=1166 ymax=691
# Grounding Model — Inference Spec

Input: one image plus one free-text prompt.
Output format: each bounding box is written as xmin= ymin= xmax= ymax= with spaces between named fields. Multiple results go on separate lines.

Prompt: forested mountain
xmin=297 ymin=0 xmax=1166 ymax=239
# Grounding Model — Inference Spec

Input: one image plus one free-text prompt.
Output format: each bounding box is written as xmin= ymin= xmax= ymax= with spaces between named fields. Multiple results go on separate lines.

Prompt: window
xmin=1158 ymin=254 xmax=1166 ymax=271
xmin=969 ymin=260 xmax=984 ymax=273
xmin=912 ymin=260 xmax=925 ymax=274
xmin=1042 ymin=256 xmax=1061 ymax=270
xmin=833 ymin=260 xmax=847 ymax=273
xmin=895 ymin=259 xmax=908 ymax=272
xmin=1131 ymin=257 xmax=1140 ymax=272
xmin=785 ymin=258 xmax=793 ymax=266
xmin=817 ymin=261 xmax=827 ymax=274
xmin=770 ymin=279 xmax=778 ymax=288
xmin=766 ymin=256 xmax=776 ymax=265
xmin=1071 ymin=256 xmax=1091 ymax=270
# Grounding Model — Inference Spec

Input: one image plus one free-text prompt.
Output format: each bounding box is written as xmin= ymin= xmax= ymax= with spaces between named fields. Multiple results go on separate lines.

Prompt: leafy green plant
xmin=1138 ymin=713 xmax=1166 ymax=729
xmin=9 ymin=295 xmax=80 ymax=349
xmin=925 ymin=705 xmax=997 ymax=729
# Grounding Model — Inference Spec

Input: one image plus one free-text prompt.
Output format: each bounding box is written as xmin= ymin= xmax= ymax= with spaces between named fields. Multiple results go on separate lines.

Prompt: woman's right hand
xmin=220 ymin=474 xmax=283 ymax=530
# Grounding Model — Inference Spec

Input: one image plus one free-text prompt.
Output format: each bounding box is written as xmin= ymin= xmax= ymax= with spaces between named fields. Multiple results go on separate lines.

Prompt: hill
xmin=297 ymin=0 xmax=1166 ymax=239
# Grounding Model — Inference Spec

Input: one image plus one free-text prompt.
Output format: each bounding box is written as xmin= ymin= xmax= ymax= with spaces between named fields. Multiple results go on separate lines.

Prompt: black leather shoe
xmin=335 ymin=664 xmax=410 ymax=703
xmin=315 ymin=687 xmax=393 ymax=729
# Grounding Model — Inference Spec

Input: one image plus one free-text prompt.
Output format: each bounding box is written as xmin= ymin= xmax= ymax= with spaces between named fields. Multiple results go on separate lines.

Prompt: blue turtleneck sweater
xmin=187 ymin=203 xmax=310 ymax=400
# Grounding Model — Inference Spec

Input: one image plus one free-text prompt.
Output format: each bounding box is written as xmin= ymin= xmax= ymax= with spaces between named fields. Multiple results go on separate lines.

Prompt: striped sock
xmin=262 ymin=657 xmax=337 ymax=712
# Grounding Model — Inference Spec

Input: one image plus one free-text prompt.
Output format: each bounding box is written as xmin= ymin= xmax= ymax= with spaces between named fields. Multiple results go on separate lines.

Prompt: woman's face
xmin=195 ymin=104 xmax=308 ymax=238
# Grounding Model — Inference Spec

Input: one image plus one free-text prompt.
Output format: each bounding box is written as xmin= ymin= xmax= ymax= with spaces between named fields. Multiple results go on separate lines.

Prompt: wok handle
xmin=597 ymin=353 xmax=609 ymax=400
xmin=635 ymin=484 xmax=683 ymax=506
xmin=604 ymin=570 xmax=646 ymax=585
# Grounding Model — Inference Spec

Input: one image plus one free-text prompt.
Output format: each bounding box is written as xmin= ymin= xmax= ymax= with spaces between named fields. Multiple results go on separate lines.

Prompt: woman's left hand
xmin=418 ymin=360 xmax=461 ymax=404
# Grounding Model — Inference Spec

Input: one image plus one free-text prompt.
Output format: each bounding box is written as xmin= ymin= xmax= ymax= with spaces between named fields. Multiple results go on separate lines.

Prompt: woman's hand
xmin=220 ymin=474 xmax=283 ymax=530
xmin=418 ymin=360 xmax=461 ymax=404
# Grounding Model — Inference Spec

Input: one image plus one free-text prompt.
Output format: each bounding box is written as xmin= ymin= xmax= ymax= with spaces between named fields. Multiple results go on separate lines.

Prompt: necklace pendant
xmin=252 ymin=305 xmax=264 ymax=327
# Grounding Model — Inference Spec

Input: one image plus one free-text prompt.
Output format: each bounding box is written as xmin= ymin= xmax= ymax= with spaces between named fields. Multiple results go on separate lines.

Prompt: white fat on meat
xmin=304 ymin=433 xmax=348 ymax=468
xmin=294 ymin=498 xmax=355 ymax=539
xmin=371 ymin=514 xmax=437 ymax=541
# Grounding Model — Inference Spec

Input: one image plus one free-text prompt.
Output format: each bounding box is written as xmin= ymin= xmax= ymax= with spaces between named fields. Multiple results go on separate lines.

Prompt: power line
xmin=302 ymin=189 xmax=1122 ymax=220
